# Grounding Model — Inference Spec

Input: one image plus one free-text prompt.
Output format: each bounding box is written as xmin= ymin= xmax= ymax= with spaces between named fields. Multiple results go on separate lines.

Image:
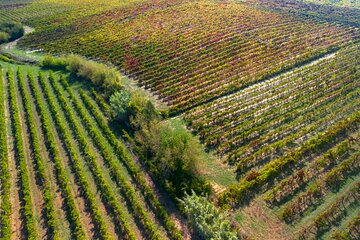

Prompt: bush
xmin=40 ymin=55 xmax=67 ymax=70
xmin=179 ymin=191 xmax=238 ymax=240
xmin=0 ymin=22 xmax=24 ymax=43
xmin=110 ymin=90 xmax=131 ymax=121
xmin=0 ymin=31 xmax=10 ymax=43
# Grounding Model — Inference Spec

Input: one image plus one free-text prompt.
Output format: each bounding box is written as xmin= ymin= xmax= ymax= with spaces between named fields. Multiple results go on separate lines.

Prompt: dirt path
xmin=3 ymin=69 xmax=23 ymax=240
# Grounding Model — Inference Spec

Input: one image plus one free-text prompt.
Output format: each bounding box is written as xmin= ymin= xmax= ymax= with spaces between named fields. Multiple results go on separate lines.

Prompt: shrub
xmin=179 ymin=191 xmax=238 ymax=240
xmin=40 ymin=55 xmax=67 ymax=70
xmin=110 ymin=90 xmax=131 ymax=121
xmin=0 ymin=31 xmax=10 ymax=43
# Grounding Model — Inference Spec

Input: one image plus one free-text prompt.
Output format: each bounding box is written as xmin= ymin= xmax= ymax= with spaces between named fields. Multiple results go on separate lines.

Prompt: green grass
xmin=195 ymin=149 xmax=237 ymax=188
xmin=290 ymin=174 xmax=360 ymax=229
xmin=322 ymin=206 xmax=360 ymax=239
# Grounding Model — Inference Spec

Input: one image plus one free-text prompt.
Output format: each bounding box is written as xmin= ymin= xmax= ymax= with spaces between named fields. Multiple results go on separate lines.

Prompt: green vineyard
xmin=0 ymin=62 xmax=184 ymax=240
xmin=0 ymin=0 xmax=359 ymax=239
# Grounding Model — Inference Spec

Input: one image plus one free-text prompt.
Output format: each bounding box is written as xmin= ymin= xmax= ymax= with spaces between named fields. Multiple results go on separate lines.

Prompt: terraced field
xmin=0 ymin=62 xmax=184 ymax=240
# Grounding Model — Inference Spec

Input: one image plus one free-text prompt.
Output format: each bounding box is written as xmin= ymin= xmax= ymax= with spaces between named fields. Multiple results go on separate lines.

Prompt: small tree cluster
xmin=134 ymin=117 xmax=210 ymax=198
xmin=109 ymin=88 xmax=211 ymax=199
xmin=0 ymin=22 xmax=24 ymax=43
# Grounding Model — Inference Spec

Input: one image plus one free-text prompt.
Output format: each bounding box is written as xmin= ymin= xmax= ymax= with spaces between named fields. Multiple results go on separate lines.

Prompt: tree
xmin=179 ymin=191 xmax=238 ymax=240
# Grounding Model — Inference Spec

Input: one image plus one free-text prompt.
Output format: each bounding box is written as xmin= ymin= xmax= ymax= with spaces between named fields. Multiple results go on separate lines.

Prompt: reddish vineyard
xmin=19 ymin=0 xmax=359 ymax=114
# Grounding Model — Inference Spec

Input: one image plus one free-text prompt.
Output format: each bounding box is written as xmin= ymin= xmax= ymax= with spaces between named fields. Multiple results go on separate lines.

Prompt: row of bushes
xmin=42 ymin=73 xmax=112 ymax=239
xmin=50 ymin=74 xmax=159 ymax=239
xmin=40 ymin=54 xmax=122 ymax=92
xmin=7 ymin=69 xmax=37 ymax=239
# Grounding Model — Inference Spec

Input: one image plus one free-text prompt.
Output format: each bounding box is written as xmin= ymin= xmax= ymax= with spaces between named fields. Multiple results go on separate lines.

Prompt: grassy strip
xmin=27 ymin=72 xmax=86 ymax=240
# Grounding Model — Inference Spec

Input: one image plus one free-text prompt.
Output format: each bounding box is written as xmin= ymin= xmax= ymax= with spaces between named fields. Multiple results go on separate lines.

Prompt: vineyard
xmin=302 ymin=0 xmax=360 ymax=9
xmin=212 ymin=42 xmax=359 ymax=238
xmin=0 ymin=62 xmax=185 ymax=240
xmin=17 ymin=0 xmax=360 ymax=114
xmin=0 ymin=0 xmax=359 ymax=239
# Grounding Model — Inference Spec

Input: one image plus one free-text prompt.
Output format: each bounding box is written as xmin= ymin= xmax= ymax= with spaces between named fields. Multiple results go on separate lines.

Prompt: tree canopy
xmin=0 ymin=22 xmax=24 ymax=43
